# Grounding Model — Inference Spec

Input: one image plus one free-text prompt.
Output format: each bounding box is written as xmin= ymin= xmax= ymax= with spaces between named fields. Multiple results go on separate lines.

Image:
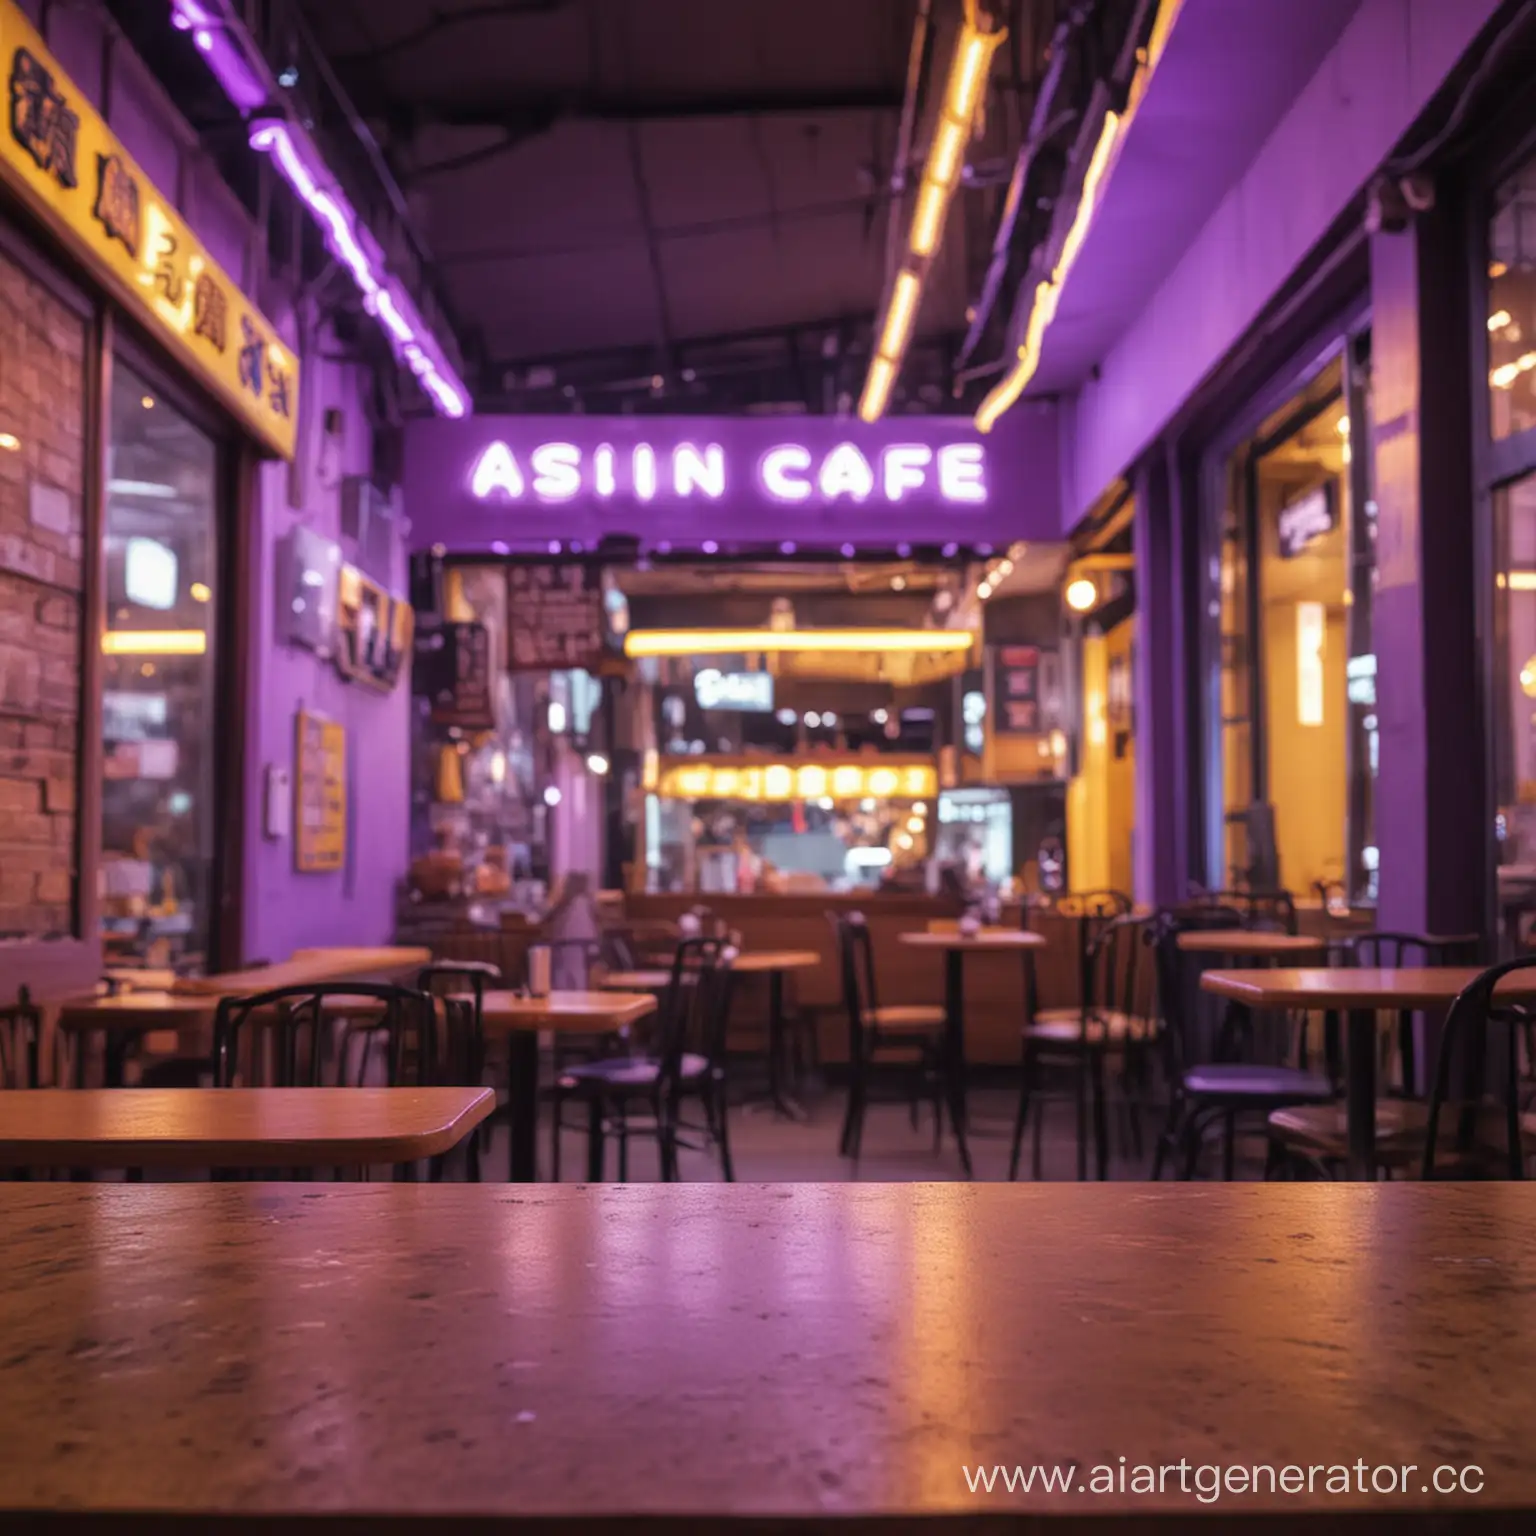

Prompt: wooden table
xmin=899 ymin=930 xmax=1047 ymax=1174
xmin=2 ymin=1182 xmax=1532 ymax=1527
xmin=472 ymin=990 xmax=657 ymax=1181
xmin=0 ymin=1087 xmax=494 ymax=1171
xmin=1200 ymin=966 xmax=1536 ymax=1180
xmin=1176 ymin=930 xmax=1328 ymax=957
xmin=58 ymin=948 xmax=434 ymax=1087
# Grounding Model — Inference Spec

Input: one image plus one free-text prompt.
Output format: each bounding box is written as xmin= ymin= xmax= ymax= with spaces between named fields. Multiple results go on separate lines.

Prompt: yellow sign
xmin=0 ymin=2 xmax=298 ymax=458
xmin=295 ymin=710 xmax=346 ymax=872
xmin=655 ymin=757 xmax=938 ymax=804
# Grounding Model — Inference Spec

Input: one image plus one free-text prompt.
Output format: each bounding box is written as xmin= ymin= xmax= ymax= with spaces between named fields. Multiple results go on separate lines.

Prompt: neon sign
xmin=468 ymin=439 xmax=988 ymax=506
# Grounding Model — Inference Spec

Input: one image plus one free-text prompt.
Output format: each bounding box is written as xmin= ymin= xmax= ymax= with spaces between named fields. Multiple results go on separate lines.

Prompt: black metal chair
xmin=1147 ymin=910 xmax=1333 ymax=1180
xmin=832 ymin=913 xmax=946 ymax=1164
xmin=554 ymin=937 xmax=737 ymax=1181
xmin=1185 ymin=888 xmax=1298 ymax=934
xmin=0 ymin=986 xmax=41 ymax=1091
xmin=418 ymin=961 xmax=502 ymax=1181
xmin=1013 ymin=913 xmax=1155 ymax=1180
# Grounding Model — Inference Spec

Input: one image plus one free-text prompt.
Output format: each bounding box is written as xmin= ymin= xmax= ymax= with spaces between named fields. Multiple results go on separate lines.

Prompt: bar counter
xmin=1 ymin=1182 xmax=1533 ymax=1529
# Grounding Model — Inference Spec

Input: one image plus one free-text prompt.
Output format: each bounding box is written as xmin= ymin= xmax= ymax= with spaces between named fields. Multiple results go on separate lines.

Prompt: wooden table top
xmin=473 ymin=989 xmax=657 ymax=1035
xmin=57 ymin=990 xmax=225 ymax=1029
xmin=899 ymin=928 xmax=1046 ymax=951
xmin=167 ymin=945 xmax=432 ymax=996
xmin=1200 ymin=965 xmax=1536 ymax=1009
xmin=600 ymin=968 xmax=674 ymax=991
xmin=1176 ymin=929 xmax=1328 ymax=956
xmin=601 ymin=950 xmax=821 ymax=992
xmin=0 ymin=1088 xmax=494 ymax=1169
xmin=1 ymin=1182 xmax=1533 ymax=1525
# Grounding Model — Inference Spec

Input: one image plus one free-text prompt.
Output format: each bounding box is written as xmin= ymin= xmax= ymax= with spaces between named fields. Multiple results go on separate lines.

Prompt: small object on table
xmin=526 ymin=944 xmax=552 ymax=997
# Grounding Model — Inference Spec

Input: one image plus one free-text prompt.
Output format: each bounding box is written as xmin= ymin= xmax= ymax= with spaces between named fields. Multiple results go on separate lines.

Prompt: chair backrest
xmin=1187 ymin=888 xmax=1297 ymax=934
xmin=831 ymin=912 xmax=879 ymax=1041
xmin=1148 ymin=907 xmax=1246 ymax=1075
xmin=1083 ymin=914 xmax=1150 ymax=1023
xmin=1053 ymin=890 xmax=1133 ymax=920
xmin=211 ymin=982 xmax=439 ymax=1088
xmin=417 ymin=962 xmax=501 ymax=1086
xmin=1341 ymin=931 xmax=1480 ymax=968
xmin=0 ymin=986 xmax=40 ymax=1090
xmin=652 ymin=936 xmax=731 ymax=1087
xmin=1421 ymin=955 xmax=1535 ymax=1179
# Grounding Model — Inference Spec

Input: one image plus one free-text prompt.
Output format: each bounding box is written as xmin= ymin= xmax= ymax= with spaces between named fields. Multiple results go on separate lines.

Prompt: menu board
xmin=507 ymin=562 xmax=604 ymax=671
xmin=994 ymin=645 xmax=1041 ymax=734
xmin=294 ymin=709 xmax=346 ymax=873
xmin=418 ymin=622 xmax=495 ymax=729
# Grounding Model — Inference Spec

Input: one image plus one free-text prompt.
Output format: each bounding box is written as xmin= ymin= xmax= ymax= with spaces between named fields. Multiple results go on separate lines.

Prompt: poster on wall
xmin=294 ymin=709 xmax=346 ymax=872
xmin=506 ymin=562 xmax=604 ymax=671
xmin=335 ymin=564 xmax=413 ymax=691
xmin=417 ymin=621 xmax=495 ymax=729
xmin=994 ymin=645 xmax=1041 ymax=734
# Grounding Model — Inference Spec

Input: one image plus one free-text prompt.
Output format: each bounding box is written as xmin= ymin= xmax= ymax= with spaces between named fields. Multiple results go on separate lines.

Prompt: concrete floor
xmin=484 ymin=1082 xmax=1274 ymax=1183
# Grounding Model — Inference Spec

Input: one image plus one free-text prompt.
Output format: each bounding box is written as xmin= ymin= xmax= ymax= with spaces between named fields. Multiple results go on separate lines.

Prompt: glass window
xmin=1213 ymin=346 xmax=1378 ymax=904
xmin=99 ymin=364 xmax=218 ymax=968
xmin=1494 ymin=475 xmax=1536 ymax=872
xmin=1489 ymin=157 xmax=1536 ymax=440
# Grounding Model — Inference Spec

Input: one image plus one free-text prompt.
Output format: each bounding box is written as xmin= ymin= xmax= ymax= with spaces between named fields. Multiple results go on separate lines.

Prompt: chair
xmin=832 ymin=914 xmax=946 ymax=1163
xmin=554 ymin=936 xmax=736 ymax=1181
xmin=0 ymin=987 xmax=41 ymax=1091
xmin=1266 ymin=931 xmax=1480 ymax=1177
xmin=418 ymin=961 xmax=502 ymax=1180
xmin=1185 ymin=888 xmax=1297 ymax=934
xmin=1013 ymin=913 xmax=1155 ymax=1180
xmin=1146 ymin=911 xmax=1333 ymax=1180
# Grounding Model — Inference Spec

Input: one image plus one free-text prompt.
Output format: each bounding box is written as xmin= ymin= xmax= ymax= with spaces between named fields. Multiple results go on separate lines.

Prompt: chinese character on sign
xmin=9 ymin=49 xmax=78 ymax=188
xmin=92 ymin=153 xmax=141 ymax=257
xmin=192 ymin=271 xmax=227 ymax=352
xmin=266 ymin=356 xmax=292 ymax=419
xmin=238 ymin=314 xmax=266 ymax=398
xmin=147 ymin=227 xmax=186 ymax=307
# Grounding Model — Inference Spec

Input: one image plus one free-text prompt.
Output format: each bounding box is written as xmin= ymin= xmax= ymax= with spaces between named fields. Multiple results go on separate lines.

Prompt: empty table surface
xmin=168 ymin=945 xmax=432 ymax=996
xmin=473 ymin=989 xmax=657 ymax=1036
xmin=1200 ymin=966 xmax=1536 ymax=1010
xmin=0 ymin=1088 xmax=494 ymax=1169
xmin=899 ymin=928 xmax=1046 ymax=951
xmin=600 ymin=951 xmax=822 ymax=993
xmin=0 ymin=1182 xmax=1533 ymax=1526
xmin=1176 ymin=930 xmax=1327 ymax=956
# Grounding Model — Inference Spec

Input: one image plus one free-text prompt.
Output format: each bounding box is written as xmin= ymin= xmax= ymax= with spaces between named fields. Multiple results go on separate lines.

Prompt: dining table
xmin=1199 ymin=965 xmax=1536 ymax=1179
xmin=897 ymin=928 xmax=1047 ymax=1175
xmin=1 ymin=1180 xmax=1532 ymax=1528
xmin=471 ymin=989 xmax=658 ymax=1181
xmin=0 ymin=1087 xmax=494 ymax=1171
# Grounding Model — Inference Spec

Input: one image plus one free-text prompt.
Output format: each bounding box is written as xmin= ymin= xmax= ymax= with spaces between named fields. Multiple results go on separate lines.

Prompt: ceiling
xmin=289 ymin=0 xmax=1038 ymax=413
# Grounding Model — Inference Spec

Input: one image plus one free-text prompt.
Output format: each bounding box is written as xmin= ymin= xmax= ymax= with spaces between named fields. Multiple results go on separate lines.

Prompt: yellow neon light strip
xmin=656 ymin=758 xmax=939 ymax=803
xmin=102 ymin=629 xmax=208 ymax=655
xmin=975 ymin=0 xmax=1186 ymax=433
xmin=860 ymin=5 xmax=1006 ymax=423
xmin=624 ymin=628 xmax=973 ymax=658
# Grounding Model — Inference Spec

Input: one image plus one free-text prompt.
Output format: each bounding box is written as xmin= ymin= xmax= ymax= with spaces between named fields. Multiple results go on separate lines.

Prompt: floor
xmin=489 ymin=1082 xmax=1274 ymax=1183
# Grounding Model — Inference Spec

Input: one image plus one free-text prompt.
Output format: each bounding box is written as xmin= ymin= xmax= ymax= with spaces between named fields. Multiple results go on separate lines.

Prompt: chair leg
xmin=585 ymin=1096 xmax=605 ymax=1182
xmin=839 ymin=1066 xmax=864 ymax=1158
xmin=1262 ymin=1133 xmax=1285 ymax=1181
xmin=1179 ymin=1114 xmax=1205 ymax=1180
xmin=1008 ymin=1049 xmax=1031 ymax=1181
xmin=712 ymin=1084 xmax=736 ymax=1183
xmin=1031 ymin=1067 xmax=1047 ymax=1180
xmin=1221 ymin=1112 xmax=1237 ymax=1181
xmin=1150 ymin=1095 xmax=1182 ymax=1181
xmin=617 ymin=1117 xmax=630 ymax=1183
xmin=1075 ymin=1054 xmax=1089 ymax=1182
xmin=1090 ymin=1048 xmax=1109 ymax=1181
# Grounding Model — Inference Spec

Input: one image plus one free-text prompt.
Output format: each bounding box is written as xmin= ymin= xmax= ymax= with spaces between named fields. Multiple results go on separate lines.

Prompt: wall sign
xmin=507 ymin=562 xmax=604 ymax=671
xmin=294 ymin=709 xmax=345 ymax=872
xmin=656 ymin=757 xmax=937 ymax=803
xmin=417 ymin=621 xmax=495 ymax=729
xmin=1277 ymin=483 xmax=1335 ymax=559
xmin=335 ymin=564 xmax=412 ymax=691
xmin=0 ymin=2 xmax=298 ymax=458
xmin=694 ymin=668 xmax=773 ymax=712
xmin=994 ymin=645 xmax=1041 ymax=734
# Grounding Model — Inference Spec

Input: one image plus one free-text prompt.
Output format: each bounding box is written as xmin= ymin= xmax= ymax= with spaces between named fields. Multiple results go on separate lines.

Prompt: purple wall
xmin=401 ymin=405 xmax=1060 ymax=553
xmin=242 ymin=334 xmax=411 ymax=963
xmin=1064 ymin=0 xmax=1502 ymax=528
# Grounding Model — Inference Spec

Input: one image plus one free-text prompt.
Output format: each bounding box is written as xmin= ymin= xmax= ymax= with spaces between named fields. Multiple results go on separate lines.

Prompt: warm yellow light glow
xmin=642 ymin=747 xmax=659 ymax=790
xmin=764 ymin=764 xmax=793 ymax=798
xmin=1336 ymin=414 xmax=1350 ymax=437
xmin=868 ymin=767 xmax=899 ymax=797
xmin=657 ymin=758 xmax=938 ymax=803
xmin=624 ymin=628 xmax=973 ymax=658
xmin=858 ymin=354 xmax=898 ymax=423
xmin=860 ymin=9 xmax=1006 ymax=419
xmin=1521 ymin=656 xmax=1536 ymax=699
xmin=907 ymin=815 xmax=925 ymax=834
xmin=1492 ymin=261 xmax=1509 ymax=278
xmin=189 ymin=581 xmax=211 ymax=602
xmin=832 ymin=765 xmax=864 ymax=798
xmin=1489 ymin=309 xmax=1513 ymax=332
xmin=102 ymin=629 xmax=207 ymax=655
xmin=1064 ymin=577 xmax=1098 ymax=613
xmin=895 ymin=831 xmax=914 ymax=852
xmin=1507 ymin=571 xmax=1536 ymax=591
xmin=0 ymin=432 xmax=19 ymax=451
xmin=797 ymin=766 xmax=828 ymax=800
xmin=1492 ymin=351 xmax=1536 ymax=389
xmin=880 ymin=271 xmax=922 ymax=361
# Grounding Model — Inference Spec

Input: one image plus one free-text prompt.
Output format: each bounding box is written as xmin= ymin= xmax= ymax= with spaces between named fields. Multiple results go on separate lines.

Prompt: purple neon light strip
xmin=174 ymin=2 xmax=468 ymax=418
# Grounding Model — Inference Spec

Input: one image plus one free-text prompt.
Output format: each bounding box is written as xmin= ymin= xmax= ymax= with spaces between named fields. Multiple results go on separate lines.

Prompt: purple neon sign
xmin=467 ymin=438 xmax=988 ymax=506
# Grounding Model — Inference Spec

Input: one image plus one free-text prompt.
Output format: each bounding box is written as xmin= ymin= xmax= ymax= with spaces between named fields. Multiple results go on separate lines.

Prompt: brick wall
xmin=0 ymin=244 xmax=86 ymax=938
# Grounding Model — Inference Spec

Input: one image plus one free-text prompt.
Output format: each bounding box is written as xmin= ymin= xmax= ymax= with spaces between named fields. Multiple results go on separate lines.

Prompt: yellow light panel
xmin=624 ymin=628 xmax=973 ymax=658
xmin=102 ymin=629 xmax=207 ymax=656
xmin=655 ymin=759 xmax=939 ymax=803
xmin=880 ymin=270 xmax=922 ymax=360
xmin=858 ymin=355 xmax=897 ymax=423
